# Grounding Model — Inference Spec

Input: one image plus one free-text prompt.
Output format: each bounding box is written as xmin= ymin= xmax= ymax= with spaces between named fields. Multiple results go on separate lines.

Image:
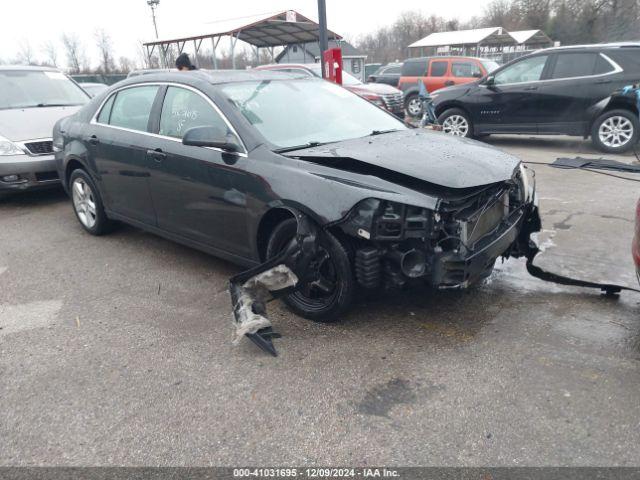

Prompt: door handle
xmin=88 ymin=135 xmax=99 ymax=146
xmin=524 ymin=86 xmax=538 ymax=91
xmin=147 ymin=148 xmax=166 ymax=162
xmin=444 ymin=80 xmax=455 ymax=86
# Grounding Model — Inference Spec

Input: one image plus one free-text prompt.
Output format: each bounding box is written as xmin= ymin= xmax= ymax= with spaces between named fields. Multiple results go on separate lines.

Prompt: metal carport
xmin=142 ymin=10 xmax=341 ymax=69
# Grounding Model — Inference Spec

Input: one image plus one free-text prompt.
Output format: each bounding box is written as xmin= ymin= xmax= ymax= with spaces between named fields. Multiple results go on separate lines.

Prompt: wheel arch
xmin=586 ymin=97 xmax=639 ymax=138
xmin=256 ymin=202 xmax=327 ymax=261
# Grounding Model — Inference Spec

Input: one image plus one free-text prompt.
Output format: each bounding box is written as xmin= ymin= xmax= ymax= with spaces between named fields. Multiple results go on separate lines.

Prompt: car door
xmin=90 ymin=85 xmax=160 ymax=225
xmin=538 ymin=51 xmax=613 ymax=134
xmin=426 ymin=59 xmax=450 ymax=91
xmin=146 ymin=85 xmax=252 ymax=257
xmin=471 ymin=54 xmax=551 ymax=133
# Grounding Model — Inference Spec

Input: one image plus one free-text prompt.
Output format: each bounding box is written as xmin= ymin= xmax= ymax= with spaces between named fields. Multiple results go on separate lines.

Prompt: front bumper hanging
xmin=228 ymin=213 xmax=320 ymax=356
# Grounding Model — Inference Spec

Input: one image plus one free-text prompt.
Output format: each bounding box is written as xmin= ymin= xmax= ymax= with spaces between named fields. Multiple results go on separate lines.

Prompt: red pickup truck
xmin=398 ymin=56 xmax=499 ymax=117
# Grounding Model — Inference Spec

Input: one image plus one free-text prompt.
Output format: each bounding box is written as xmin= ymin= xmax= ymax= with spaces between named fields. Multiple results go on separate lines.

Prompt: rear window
xmin=604 ymin=50 xmax=639 ymax=73
xmin=550 ymin=53 xmax=598 ymax=79
xmin=430 ymin=61 xmax=448 ymax=77
xmin=0 ymin=70 xmax=89 ymax=110
xmin=402 ymin=60 xmax=427 ymax=77
xmin=383 ymin=66 xmax=401 ymax=75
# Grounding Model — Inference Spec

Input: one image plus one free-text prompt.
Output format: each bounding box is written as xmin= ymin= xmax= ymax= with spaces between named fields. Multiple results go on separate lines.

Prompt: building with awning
xmin=143 ymin=10 xmax=341 ymax=69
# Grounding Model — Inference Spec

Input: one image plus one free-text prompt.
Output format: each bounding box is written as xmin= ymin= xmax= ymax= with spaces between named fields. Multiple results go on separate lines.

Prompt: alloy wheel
xmin=72 ymin=177 xmax=97 ymax=229
xmin=407 ymin=97 xmax=423 ymax=116
xmin=598 ymin=116 xmax=634 ymax=148
xmin=442 ymin=115 xmax=469 ymax=137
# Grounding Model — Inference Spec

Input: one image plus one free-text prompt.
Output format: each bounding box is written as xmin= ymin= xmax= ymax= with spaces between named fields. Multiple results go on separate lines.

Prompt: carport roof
xmin=509 ymin=30 xmax=553 ymax=45
xmin=143 ymin=10 xmax=342 ymax=48
xmin=409 ymin=27 xmax=516 ymax=48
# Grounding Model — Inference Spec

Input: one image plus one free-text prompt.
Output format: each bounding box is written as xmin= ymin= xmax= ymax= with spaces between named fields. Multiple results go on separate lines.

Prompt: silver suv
xmin=0 ymin=66 xmax=89 ymax=197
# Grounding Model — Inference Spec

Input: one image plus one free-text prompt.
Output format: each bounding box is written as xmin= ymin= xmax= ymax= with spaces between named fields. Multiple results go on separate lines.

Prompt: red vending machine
xmin=322 ymin=48 xmax=343 ymax=85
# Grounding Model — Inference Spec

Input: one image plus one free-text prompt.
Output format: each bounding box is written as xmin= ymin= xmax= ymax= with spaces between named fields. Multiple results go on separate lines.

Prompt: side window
xmin=494 ymin=55 xmax=549 ymax=85
xmin=452 ymin=61 xmax=482 ymax=78
xmin=550 ymin=53 xmax=598 ymax=79
xmin=594 ymin=54 xmax=616 ymax=75
xmin=96 ymin=93 xmax=115 ymax=124
xmin=108 ymin=86 xmax=159 ymax=132
xmin=402 ymin=61 xmax=427 ymax=77
xmin=430 ymin=61 xmax=448 ymax=77
xmin=159 ymin=86 xmax=228 ymax=139
xmin=385 ymin=66 xmax=401 ymax=75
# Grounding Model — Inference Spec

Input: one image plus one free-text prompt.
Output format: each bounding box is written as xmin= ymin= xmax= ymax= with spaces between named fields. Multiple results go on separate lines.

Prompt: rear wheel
xmin=265 ymin=219 xmax=354 ymax=322
xmin=438 ymin=108 xmax=474 ymax=138
xmin=69 ymin=169 xmax=113 ymax=235
xmin=591 ymin=109 xmax=639 ymax=153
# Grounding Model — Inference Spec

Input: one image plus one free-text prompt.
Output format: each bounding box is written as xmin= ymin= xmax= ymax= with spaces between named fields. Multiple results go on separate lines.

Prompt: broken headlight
xmin=342 ymin=199 xmax=433 ymax=241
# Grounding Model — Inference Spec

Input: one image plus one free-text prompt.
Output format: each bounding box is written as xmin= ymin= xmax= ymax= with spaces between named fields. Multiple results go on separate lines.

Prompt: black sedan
xmin=54 ymin=70 xmax=540 ymax=323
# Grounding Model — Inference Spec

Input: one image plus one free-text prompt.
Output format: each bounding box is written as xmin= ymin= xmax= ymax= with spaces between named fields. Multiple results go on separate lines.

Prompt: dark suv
xmin=432 ymin=43 xmax=640 ymax=153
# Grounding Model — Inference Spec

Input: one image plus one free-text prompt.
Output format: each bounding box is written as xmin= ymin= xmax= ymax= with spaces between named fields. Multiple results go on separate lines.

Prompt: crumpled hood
xmin=288 ymin=129 xmax=521 ymax=190
xmin=0 ymin=106 xmax=81 ymax=141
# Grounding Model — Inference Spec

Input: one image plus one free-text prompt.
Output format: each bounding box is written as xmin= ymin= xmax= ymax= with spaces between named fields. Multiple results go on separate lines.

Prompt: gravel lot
xmin=1 ymin=135 xmax=639 ymax=466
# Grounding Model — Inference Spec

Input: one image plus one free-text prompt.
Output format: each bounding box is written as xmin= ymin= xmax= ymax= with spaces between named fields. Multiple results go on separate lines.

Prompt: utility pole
xmin=317 ymin=0 xmax=328 ymax=78
xmin=147 ymin=0 xmax=161 ymax=67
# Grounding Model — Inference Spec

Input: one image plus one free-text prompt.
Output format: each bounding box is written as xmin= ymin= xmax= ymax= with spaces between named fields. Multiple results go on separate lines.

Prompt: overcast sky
xmin=1 ymin=0 xmax=490 ymax=69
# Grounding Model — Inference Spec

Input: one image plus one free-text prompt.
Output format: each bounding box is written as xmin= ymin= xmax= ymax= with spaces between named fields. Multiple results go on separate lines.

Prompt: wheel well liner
xmin=256 ymin=208 xmax=296 ymax=261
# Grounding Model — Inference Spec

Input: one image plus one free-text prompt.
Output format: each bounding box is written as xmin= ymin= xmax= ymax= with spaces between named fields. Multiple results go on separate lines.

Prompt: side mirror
xmin=473 ymin=71 xmax=483 ymax=78
xmin=484 ymin=75 xmax=496 ymax=86
xmin=182 ymin=126 xmax=241 ymax=153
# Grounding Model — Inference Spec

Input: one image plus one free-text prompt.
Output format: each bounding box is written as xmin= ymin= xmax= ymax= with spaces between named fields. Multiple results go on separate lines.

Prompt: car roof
xmin=0 ymin=65 xmax=61 ymax=72
xmin=404 ymin=56 xmax=485 ymax=62
xmin=121 ymin=69 xmax=309 ymax=87
xmin=532 ymin=42 xmax=640 ymax=54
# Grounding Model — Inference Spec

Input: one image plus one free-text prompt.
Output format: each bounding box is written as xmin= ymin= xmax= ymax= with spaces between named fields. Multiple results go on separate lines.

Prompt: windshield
xmin=221 ymin=78 xmax=406 ymax=149
xmin=0 ymin=70 xmax=89 ymax=110
xmin=481 ymin=60 xmax=500 ymax=74
xmin=307 ymin=64 xmax=362 ymax=86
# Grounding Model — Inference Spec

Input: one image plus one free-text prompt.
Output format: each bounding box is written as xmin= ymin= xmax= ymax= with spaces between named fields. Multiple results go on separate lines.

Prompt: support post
xmin=211 ymin=36 xmax=220 ymax=70
xmin=317 ymin=0 xmax=328 ymax=77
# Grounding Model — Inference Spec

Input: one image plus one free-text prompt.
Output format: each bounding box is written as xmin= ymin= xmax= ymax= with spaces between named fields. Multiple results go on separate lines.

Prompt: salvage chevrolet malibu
xmin=54 ymin=70 xmax=541 ymax=329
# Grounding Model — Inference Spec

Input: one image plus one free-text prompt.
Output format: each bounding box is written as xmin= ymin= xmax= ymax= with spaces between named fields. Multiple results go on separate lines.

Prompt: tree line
xmin=355 ymin=0 xmax=640 ymax=63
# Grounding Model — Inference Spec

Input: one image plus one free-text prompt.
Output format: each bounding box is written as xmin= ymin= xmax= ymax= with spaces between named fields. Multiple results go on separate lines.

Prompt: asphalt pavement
xmin=1 ymin=135 xmax=639 ymax=466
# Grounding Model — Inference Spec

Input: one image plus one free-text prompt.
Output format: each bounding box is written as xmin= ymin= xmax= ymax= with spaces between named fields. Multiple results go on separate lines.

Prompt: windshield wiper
xmin=35 ymin=103 xmax=80 ymax=108
xmin=274 ymin=141 xmax=327 ymax=153
xmin=369 ymin=129 xmax=400 ymax=136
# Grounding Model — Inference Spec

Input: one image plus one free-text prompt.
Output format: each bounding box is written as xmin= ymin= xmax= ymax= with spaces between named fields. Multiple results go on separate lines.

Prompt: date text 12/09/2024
xmin=233 ymin=468 xmax=401 ymax=478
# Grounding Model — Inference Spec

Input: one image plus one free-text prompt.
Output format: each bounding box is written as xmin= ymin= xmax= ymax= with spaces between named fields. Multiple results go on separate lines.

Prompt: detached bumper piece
xmin=228 ymin=214 xmax=319 ymax=356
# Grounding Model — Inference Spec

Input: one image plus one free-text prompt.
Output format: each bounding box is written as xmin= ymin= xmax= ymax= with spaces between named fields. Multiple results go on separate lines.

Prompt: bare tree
xmin=61 ymin=33 xmax=85 ymax=74
xmin=41 ymin=41 xmax=58 ymax=67
xmin=17 ymin=39 xmax=35 ymax=65
xmin=95 ymin=29 xmax=115 ymax=74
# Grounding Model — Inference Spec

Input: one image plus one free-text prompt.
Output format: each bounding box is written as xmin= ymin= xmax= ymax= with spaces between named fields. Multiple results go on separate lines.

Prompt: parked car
xmin=255 ymin=63 xmax=405 ymax=117
xmin=368 ymin=63 xmax=403 ymax=87
xmin=79 ymin=82 xmax=109 ymax=97
xmin=399 ymin=56 xmax=499 ymax=117
xmin=634 ymin=197 xmax=640 ymax=284
xmin=365 ymin=63 xmax=383 ymax=80
xmin=431 ymin=43 xmax=640 ymax=153
xmin=0 ymin=66 xmax=89 ymax=197
xmin=54 ymin=70 xmax=540 ymax=320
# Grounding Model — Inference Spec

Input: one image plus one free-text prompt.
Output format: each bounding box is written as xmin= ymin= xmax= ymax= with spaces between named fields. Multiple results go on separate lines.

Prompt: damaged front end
xmin=337 ymin=164 xmax=541 ymax=291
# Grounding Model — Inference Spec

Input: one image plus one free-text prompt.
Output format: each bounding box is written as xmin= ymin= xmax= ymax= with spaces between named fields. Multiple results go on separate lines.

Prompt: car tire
xmin=591 ymin=109 xmax=639 ymax=153
xmin=438 ymin=108 xmax=474 ymax=138
xmin=69 ymin=169 xmax=113 ymax=236
xmin=405 ymin=93 xmax=423 ymax=118
xmin=266 ymin=218 xmax=354 ymax=322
